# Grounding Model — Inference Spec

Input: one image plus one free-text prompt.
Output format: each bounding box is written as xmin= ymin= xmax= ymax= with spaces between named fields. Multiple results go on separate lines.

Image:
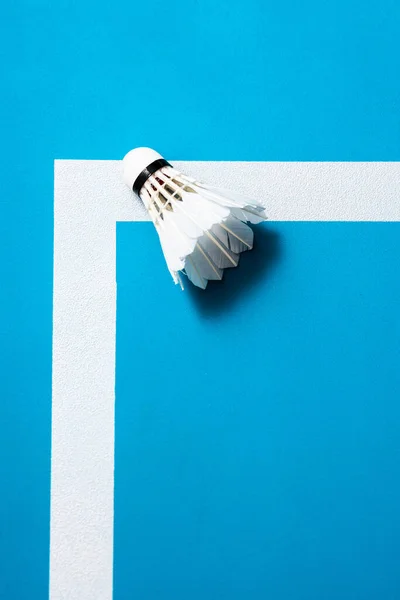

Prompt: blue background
xmin=1 ymin=0 xmax=400 ymax=598
xmin=115 ymin=223 xmax=400 ymax=599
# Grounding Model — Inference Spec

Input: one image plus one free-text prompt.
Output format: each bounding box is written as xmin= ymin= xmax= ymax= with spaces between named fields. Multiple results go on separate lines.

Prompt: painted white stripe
xmin=51 ymin=160 xmax=400 ymax=600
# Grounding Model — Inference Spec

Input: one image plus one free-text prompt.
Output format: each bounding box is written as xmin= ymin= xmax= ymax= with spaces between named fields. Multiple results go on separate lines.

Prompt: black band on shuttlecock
xmin=132 ymin=158 xmax=172 ymax=196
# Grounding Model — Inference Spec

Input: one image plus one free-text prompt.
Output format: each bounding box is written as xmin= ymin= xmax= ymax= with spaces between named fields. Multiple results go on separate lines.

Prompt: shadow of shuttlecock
xmin=186 ymin=224 xmax=282 ymax=316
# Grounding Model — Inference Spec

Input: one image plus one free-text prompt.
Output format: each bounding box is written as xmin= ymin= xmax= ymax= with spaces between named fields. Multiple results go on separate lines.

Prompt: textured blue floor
xmin=115 ymin=222 xmax=400 ymax=600
xmin=2 ymin=0 xmax=400 ymax=597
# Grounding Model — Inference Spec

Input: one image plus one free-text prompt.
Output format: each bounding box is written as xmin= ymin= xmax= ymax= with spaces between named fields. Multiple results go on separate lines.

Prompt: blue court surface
xmin=115 ymin=222 xmax=400 ymax=599
xmin=2 ymin=0 xmax=400 ymax=598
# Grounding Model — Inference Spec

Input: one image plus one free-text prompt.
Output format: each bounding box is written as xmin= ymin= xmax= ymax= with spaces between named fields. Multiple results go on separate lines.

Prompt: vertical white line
xmin=50 ymin=160 xmax=140 ymax=600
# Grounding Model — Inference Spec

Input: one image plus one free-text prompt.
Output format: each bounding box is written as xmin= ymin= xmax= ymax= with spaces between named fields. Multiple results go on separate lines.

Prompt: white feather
xmin=188 ymin=243 xmax=223 ymax=281
xmin=184 ymin=255 xmax=208 ymax=289
xmin=159 ymin=212 xmax=196 ymax=260
xmin=131 ymin=161 xmax=267 ymax=289
xmin=202 ymin=230 xmax=239 ymax=269
xmin=196 ymin=182 xmax=267 ymax=213
xmin=213 ymin=216 xmax=254 ymax=253
xmin=192 ymin=184 xmax=267 ymax=224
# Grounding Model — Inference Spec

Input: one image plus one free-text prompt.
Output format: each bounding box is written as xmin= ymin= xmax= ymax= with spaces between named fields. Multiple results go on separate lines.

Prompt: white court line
xmin=51 ymin=160 xmax=400 ymax=600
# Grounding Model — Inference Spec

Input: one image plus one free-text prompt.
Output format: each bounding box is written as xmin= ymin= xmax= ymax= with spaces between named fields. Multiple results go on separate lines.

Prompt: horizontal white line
xmin=56 ymin=159 xmax=400 ymax=221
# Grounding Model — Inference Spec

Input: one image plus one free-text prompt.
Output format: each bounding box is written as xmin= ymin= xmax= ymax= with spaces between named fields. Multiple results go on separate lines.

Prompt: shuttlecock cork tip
xmin=123 ymin=147 xmax=168 ymax=192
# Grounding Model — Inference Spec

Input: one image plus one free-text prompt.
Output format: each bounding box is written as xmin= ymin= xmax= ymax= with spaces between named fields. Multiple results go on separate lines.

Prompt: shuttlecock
xmin=123 ymin=147 xmax=267 ymax=289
